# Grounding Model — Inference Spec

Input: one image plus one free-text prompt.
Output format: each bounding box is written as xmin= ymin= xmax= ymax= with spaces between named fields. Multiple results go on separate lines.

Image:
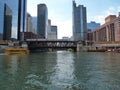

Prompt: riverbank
xmin=81 ymin=46 xmax=120 ymax=53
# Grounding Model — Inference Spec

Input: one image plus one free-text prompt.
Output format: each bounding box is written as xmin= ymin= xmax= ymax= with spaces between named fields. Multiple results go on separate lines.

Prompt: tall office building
xmin=18 ymin=0 xmax=27 ymax=40
xmin=3 ymin=4 xmax=12 ymax=40
xmin=37 ymin=4 xmax=48 ymax=39
xmin=72 ymin=0 xmax=87 ymax=41
xmin=0 ymin=0 xmax=27 ymax=40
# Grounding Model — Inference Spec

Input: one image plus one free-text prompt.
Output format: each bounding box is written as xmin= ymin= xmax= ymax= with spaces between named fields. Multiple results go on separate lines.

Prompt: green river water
xmin=0 ymin=51 xmax=120 ymax=90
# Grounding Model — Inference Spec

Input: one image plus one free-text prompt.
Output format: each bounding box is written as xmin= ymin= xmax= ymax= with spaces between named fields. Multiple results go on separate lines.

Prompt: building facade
xmin=18 ymin=0 xmax=27 ymax=40
xmin=26 ymin=13 xmax=35 ymax=33
xmin=87 ymin=21 xmax=100 ymax=32
xmin=86 ymin=29 xmax=93 ymax=45
xmin=37 ymin=4 xmax=48 ymax=39
xmin=46 ymin=19 xmax=51 ymax=39
xmin=50 ymin=26 xmax=57 ymax=39
xmin=0 ymin=0 xmax=27 ymax=40
xmin=3 ymin=4 xmax=12 ymax=40
xmin=32 ymin=17 xmax=37 ymax=34
xmin=46 ymin=20 xmax=57 ymax=40
xmin=24 ymin=32 xmax=42 ymax=40
xmin=93 ymin=13 xmax=120 ymax=47
xmin=72 ymin=0 xmax=87 ymax=41
xmin=62 ymin=37 xmax=70 ymax=40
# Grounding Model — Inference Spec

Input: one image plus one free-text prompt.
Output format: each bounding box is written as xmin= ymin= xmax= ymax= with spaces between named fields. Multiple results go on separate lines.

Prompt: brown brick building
xmin=24 ymin=32 xmax=42 ymax=40
xmin=86 ymin=29 xmax=93 ymax=45
xmin=93 ymin=13 xmax=120 ymax=47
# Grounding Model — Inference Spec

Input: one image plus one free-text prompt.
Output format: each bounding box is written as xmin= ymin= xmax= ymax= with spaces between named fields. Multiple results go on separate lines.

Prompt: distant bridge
xmin=26 ymin=39 xmax=77 ymax=51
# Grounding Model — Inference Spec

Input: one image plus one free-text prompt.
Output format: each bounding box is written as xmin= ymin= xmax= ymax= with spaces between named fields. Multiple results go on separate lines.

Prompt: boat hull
xmin=5 ymin=47 xmax=29 ymax=55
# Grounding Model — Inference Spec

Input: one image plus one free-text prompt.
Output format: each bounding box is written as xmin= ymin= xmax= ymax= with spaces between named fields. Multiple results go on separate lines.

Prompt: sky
xmin=27 ymin=0 xmax=120 ymax=39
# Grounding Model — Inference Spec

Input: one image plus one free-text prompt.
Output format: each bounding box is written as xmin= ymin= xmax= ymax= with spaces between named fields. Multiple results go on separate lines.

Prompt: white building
xmin=26 ymin=13 xmax=35 ymax=33
xmin=47 ymin=19 xmax=57 ymax=40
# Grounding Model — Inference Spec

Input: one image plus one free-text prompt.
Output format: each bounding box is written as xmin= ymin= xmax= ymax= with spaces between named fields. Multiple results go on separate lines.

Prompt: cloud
xmin=105 ymin=7 xmax=116 ymax=15
xmin=27 ymin=0 xmax=71 ymax=17
xmin=117 ymin=6 xmax=120 ymax=12
xmin=88 ymin=15 xmax=105 ymax=24
xmin=88 ymin=6 xmax=120 ymax=24
xmin=51 ymin=18 xmax=72 ymax=39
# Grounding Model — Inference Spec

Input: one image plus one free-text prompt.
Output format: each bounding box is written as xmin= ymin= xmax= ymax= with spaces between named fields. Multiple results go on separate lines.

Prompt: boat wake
xmin=0 ymin=53 xmax=5 ymax=55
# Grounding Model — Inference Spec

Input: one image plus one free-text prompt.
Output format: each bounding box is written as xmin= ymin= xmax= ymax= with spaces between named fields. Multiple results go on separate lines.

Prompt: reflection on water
xmin=0 ymin=52 xmax=120 ymax=90
xmin=49 ymin=51 xmax=75 ymax=89
xmin=0 ymin=55 xmax=29 ymax=90
xmin=4 ymin=55 xmax=28 ymax=75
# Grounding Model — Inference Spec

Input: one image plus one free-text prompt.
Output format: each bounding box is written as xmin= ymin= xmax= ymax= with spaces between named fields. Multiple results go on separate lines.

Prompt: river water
xmin=0 ymin=51 xmax=120 ymax=90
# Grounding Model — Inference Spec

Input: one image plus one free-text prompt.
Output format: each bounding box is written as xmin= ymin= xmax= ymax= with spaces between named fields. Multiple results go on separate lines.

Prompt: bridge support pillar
xmin=77 ymin=43 xmax=83 ymax=52
xmin=48 ymin=48 xmax=53 ymax=52
xmin=73 ymin=48 xmax=77 ymax=52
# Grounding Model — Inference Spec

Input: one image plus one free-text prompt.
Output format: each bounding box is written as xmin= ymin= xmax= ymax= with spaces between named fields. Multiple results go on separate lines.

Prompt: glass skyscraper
xmin=0 ymin=0 xmax=27 ymax=40
xmin=72 ymin=0 xmax=87 ymax=41
xmin=32 ymin=17 xmax=37 ymax=34
xmin=3 ymin=4 xmax=12 ymax=40
xmin=37 ymin=4 xmax=48 ymax=39
xmin=87 ymin=21 xmax=100 ymax=32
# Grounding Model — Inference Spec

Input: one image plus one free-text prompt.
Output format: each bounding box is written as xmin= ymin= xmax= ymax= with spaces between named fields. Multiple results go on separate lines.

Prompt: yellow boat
xmin=5 ymin=47 xmax=29 ymax=55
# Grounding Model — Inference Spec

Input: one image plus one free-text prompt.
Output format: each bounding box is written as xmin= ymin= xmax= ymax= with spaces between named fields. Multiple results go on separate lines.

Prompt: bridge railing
xmin=26 ymin=40 xmax=77 ymax=48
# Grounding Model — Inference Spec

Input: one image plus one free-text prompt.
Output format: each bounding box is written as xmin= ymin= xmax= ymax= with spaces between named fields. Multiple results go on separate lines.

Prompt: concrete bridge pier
xmin=77 ymin=43 xmax=83 ymax=52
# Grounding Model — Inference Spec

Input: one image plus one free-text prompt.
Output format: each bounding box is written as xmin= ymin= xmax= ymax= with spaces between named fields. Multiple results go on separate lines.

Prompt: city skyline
xmin=27 ymin=0 xmax=120 ymax=39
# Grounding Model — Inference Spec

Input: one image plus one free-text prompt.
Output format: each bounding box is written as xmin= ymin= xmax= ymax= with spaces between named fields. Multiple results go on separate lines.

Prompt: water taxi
xmin=5 ymin=41 xmax=29 ymax=55
xmin=5 ymin=47 xmax=29 ymax=55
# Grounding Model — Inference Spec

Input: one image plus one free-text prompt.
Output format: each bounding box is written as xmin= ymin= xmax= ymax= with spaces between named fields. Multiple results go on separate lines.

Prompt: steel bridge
xmin=26 ymin=39 xmax=77 ymax=51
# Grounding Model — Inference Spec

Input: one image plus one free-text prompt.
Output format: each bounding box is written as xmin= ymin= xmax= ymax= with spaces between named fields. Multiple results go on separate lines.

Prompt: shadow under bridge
xmin=26 ymin=39 xmax=77 ymax=51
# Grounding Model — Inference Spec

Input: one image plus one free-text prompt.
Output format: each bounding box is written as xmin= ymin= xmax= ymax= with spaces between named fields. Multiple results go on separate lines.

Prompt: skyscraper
xmin=3 ymin=4 xmax=12 ymax=40
xmin=18 ymin=0 xmax=27 ymax=40
xmin=0 ymin=0 xmax=27 ymax=40
xmin=37 ymin=4 xmax=48 ymax=39
xmin=72 ymin=0 xmax=87 ymax=41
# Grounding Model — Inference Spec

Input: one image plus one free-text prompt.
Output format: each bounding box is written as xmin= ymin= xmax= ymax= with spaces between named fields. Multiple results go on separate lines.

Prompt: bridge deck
xmin=26 ymin=39 xmax=77 ymax=51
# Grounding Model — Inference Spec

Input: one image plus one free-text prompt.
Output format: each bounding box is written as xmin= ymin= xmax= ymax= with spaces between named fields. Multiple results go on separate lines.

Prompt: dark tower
xmin=3 ymin=4 xmax=12 ymax=40
xmin=37 ymin=4 xmax=48 ymax=38
xmin=18 ymin=0 xmax=27 ymax=40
